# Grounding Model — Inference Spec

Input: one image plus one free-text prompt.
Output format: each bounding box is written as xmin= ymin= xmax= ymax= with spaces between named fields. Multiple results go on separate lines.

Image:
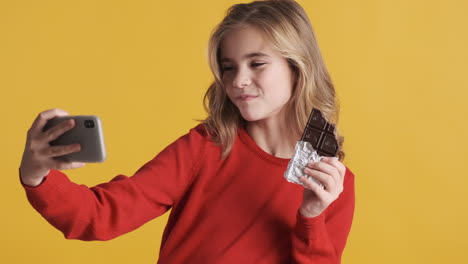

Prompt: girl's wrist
xmin=299 ymin=205 xmax=322 ymax=218
xmin=19 ymin=168 xmax=48 ymax=187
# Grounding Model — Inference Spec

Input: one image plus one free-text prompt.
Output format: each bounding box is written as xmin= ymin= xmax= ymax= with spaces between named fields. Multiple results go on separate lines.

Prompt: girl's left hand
xmin=299 ymin=157 xmax=346 ymax=218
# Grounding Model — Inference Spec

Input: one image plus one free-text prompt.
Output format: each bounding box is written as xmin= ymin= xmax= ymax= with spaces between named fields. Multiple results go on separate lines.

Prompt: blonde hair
xmin=203 ymin=0 xmax=345 ymax=161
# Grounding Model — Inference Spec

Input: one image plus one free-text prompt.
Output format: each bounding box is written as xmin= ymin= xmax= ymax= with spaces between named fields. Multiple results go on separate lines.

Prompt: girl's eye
xmin=222 ymin=66 xmax=234 ymax=71
xmin=251 ymin=62 xmax=266 ymax=67
xmin=221 ymin=62 xmax=265 ymax=72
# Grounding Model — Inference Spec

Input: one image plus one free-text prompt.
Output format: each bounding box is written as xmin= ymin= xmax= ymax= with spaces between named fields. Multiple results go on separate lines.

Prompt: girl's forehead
xmin=219 ymin=26 xmax=277 ymax=61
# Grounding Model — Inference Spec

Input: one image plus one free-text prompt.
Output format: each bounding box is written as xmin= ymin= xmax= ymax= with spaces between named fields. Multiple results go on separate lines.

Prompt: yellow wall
xmin=1 ymin=0 xmax=467 ymax=263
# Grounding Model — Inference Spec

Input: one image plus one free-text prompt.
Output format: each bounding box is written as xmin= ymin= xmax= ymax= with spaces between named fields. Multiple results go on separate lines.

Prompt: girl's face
xmin=220 ymin=25 xmax=296 ymax=123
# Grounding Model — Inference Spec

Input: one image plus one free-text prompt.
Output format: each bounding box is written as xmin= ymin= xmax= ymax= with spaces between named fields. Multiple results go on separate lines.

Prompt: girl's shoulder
xmin=192 ymin=123 xmax=209 ymax=138
xmin=177 ymin=123 xmax=214 ymax=151
xmin=177 ymin=123 xmax=223 ymax=164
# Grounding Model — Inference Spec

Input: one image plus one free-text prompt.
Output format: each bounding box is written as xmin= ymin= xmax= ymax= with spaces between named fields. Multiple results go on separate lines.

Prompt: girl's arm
xmin=21 ymin=125 xmax=206 ymax=241
xmin=290 ymin=167 xmax=355 ymax=264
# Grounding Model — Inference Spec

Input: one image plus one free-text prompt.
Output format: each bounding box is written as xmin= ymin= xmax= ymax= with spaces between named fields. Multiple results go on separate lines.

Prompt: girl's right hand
xmin=19 ymin=109 xmax=85 ymax=187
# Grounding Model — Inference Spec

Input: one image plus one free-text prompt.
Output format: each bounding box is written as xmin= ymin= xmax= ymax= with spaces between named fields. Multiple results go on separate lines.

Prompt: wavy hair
xmin=203 ymin=0 xmax=345 ymax=161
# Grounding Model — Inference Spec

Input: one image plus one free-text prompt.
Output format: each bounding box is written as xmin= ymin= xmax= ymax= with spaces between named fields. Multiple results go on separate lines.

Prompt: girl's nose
xmin=232 ymin=68 xmax=252 ymax=88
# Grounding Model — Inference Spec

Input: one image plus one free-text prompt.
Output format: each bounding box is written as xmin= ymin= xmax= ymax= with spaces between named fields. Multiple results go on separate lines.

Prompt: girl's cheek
xmin=255 ymin=70 xmax=268 ymax=83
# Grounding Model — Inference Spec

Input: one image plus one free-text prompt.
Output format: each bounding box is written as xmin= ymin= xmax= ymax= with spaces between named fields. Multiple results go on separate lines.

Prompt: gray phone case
xmin=43 ymin=115 xmax=106 ymax=163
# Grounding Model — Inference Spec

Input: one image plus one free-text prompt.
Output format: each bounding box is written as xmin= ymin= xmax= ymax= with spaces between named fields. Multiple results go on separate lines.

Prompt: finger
xmin=307 ymin=161 xmax=340 ymax=186
xmin=41 ymin=119 xmax=75 ymax=143
xmin=30 ymin=109 xmax=69 ymax=134
xmin=300 ymin=176 xmax=327 ymax=197
xmin=42 ymin=144 xmax=81 ymax=158
xmin=52 ymin=161 xmax=86 ymax=171
xmin=320 ymin=157 xmax=346 ymax=181
xmin=304 ymin=167 xmax=335 ymax=191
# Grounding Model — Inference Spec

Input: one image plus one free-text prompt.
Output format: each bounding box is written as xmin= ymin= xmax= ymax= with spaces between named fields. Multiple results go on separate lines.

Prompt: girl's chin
xmin=240 ymin=112 xmax=263 ymax=122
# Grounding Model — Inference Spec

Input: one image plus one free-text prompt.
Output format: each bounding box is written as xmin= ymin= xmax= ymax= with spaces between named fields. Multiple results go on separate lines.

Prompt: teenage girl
xmin=20 ymin=0 xmax=355 ymax=263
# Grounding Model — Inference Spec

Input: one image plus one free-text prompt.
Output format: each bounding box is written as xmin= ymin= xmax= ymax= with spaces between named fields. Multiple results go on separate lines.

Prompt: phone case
xmin=43 ymin=115 xmax=106 ymax=163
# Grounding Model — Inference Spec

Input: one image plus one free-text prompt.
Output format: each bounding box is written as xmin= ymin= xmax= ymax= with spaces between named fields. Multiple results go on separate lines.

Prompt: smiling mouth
xmin=237 ymin=95 xmax=258 ymax=101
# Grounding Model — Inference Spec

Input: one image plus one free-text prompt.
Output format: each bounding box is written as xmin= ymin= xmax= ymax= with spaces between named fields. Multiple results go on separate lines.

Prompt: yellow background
xmin=1 ymin=0 xmax=467 ymax=263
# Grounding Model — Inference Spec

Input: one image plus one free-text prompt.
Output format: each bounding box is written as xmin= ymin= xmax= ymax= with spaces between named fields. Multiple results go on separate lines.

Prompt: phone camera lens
xmin=84 ymin=120 xmax=95 ymax=128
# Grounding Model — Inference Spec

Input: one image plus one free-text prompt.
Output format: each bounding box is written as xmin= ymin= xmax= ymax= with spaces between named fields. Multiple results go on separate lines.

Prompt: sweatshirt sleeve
xmin=21 ymin=125 xmax=207 ymax=241
xmin=291 ymin=167 xmax=355 ymax=264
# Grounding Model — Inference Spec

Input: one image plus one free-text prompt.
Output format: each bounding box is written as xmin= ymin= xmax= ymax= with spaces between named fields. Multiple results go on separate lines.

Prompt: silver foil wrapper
xmin=284 ymin=141 xmax=324 ymax=188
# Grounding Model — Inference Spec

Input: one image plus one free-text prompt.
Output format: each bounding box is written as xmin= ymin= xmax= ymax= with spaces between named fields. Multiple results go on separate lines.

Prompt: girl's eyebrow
xmin=220 ymin=52 xmax=271 ymax=63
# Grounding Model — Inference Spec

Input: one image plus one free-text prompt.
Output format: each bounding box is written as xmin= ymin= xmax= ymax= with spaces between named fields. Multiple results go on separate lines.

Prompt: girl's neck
xmin=246 ymin=116 xmax=297 ymax=159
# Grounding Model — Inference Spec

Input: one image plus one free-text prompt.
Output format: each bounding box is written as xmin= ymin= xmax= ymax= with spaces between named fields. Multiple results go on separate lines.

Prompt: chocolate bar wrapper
xmin=284 ymin=108 xmax=339 ymax=187
xmin=283 ymin=141 xmax=324 ymax=188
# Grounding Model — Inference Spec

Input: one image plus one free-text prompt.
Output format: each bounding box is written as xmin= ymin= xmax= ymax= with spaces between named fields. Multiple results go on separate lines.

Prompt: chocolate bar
xmin=300 ymin=108 xmax=339 ymax=157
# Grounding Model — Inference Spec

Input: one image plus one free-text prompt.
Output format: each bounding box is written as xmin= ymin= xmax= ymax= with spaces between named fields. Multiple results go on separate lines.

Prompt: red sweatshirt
xmin=22 ymin=124 xmax=355 ymax=264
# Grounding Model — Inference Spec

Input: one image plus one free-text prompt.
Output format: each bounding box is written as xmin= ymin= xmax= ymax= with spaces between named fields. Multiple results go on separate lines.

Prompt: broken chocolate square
xmin=300 ymin=108 xmax=339 ymax=157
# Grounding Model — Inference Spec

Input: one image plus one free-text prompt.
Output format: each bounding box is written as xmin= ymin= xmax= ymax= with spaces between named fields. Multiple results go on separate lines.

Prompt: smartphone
xmin=43 ymin=115 xmax=106 ymax=163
